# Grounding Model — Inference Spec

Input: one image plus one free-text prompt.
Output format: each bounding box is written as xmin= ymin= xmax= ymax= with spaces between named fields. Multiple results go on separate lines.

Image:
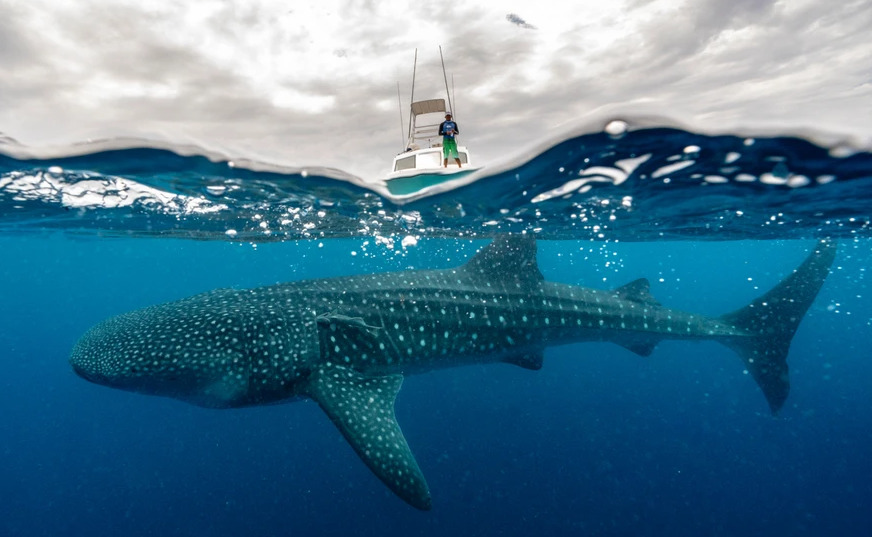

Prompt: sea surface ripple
xmin=2 ymin=123 xmax=870 ymax=243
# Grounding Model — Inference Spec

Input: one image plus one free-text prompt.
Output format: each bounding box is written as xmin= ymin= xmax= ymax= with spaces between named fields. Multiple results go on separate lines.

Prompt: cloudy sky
xmin=1 ymin=0 xmax=870 ymax=178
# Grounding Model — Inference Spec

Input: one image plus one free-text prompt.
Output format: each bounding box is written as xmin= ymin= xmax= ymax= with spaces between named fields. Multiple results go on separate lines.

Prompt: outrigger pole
xmin=439 ymin=45 xmax=454 ymax=119
xmin=396 ymin=82 xmax=405 ymax=151
xmin=452 ymin=74 xmax=456 ymax=121
xmin=407 ymin=49 xmax=418 ymax=143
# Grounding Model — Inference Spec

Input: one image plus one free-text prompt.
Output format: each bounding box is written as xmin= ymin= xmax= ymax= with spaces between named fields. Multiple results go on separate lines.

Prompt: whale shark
xmin=70 ymin=236 xmax=836 ymax=510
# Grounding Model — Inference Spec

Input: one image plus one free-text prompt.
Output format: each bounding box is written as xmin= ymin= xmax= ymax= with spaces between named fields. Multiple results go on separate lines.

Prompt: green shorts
xmin=442 ymin=138 xmax=459 ymax=159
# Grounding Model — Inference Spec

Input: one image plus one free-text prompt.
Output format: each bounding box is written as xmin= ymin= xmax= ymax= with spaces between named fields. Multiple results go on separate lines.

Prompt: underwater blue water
xmin=2 ymin=236 xmax=871 ymax=536
xmin=1 ymin=127 xmax=872 ymax=536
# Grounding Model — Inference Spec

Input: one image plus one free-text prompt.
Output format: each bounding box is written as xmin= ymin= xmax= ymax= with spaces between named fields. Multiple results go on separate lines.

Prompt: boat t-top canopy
xmin=406 ymin=98 xmax=449 ymax=150
xmin=411 ymin=98 xmax=447 ymax=116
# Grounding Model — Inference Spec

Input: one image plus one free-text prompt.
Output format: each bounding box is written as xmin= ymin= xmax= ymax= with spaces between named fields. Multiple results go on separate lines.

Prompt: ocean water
xmin=1 ymin=126 xmax=871 ymax=536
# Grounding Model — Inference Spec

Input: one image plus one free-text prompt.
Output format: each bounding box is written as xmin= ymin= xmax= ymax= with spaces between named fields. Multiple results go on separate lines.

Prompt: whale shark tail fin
xmin=720 ymin=240 xmax=836 ymax=414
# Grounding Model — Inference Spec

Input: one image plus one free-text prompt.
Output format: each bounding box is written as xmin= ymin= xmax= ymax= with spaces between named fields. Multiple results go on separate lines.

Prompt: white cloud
xmin=0 ymin=0 xmax=870 ymax=178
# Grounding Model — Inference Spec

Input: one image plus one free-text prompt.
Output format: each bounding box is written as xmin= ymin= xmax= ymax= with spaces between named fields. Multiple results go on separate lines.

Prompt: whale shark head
xmin=70 ymin=288 xmax=321 ymax=407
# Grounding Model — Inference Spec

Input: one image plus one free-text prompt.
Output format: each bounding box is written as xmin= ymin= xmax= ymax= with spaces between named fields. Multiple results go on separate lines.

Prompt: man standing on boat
xmin=438 ymin=112 xmax=462 ymax=168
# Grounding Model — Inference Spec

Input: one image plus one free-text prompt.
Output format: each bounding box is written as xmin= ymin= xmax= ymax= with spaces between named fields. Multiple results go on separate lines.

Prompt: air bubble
xmin=605 ymin=120 xmax=628 ymax=137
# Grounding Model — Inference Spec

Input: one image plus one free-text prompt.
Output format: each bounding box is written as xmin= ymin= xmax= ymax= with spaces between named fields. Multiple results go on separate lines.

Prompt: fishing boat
xmin=384 ymin=49 xmax=479 ymax=196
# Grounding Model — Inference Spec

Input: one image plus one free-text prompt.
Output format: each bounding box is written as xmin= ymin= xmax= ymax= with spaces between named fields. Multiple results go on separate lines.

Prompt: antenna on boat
xmin=407 ymin=49 xmax=418 ymax=143
xmin=439 ymin=45 xmax=454 ymax=120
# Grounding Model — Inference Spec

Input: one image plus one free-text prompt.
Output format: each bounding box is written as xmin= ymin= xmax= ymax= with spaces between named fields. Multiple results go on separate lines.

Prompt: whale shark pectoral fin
xmin=303 ymin=365 xmax=431 ymax=510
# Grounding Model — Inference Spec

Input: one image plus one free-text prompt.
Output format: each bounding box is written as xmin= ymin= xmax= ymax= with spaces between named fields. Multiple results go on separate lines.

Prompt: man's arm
xmin=438 ymin=121 xmax=445 ymax=136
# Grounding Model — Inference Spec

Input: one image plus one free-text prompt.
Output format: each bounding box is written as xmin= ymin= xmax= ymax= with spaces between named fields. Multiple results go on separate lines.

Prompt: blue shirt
xmin=439 ymin=120 xmax=459 ymax=140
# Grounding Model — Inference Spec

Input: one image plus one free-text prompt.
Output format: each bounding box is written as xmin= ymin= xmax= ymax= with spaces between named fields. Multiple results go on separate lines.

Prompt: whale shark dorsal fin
xmin=303 ymin=365 xmax=431 ymax=510
xmin=614 ymin=278 xmax=661 ymax=306
xmin=463 ymin=235 xmax=544 ymax=290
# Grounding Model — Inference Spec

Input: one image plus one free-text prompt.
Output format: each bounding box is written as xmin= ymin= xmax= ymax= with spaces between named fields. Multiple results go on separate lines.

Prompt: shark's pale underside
xmin=70 ymin=236 xmax=836 ymax=509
